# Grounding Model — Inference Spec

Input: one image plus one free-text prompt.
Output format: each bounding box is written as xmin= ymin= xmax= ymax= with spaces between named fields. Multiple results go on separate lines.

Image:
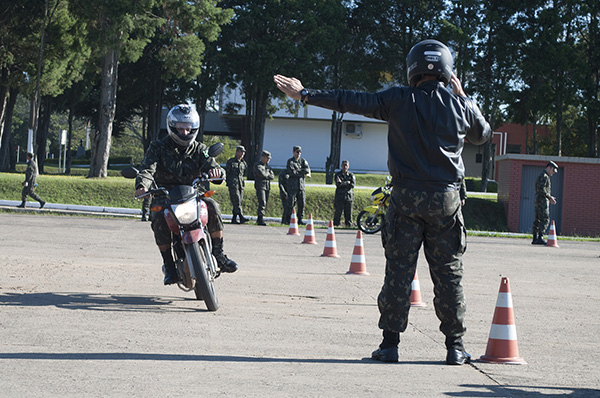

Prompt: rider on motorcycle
xmin=135 ymin=104 xmax=238 ymax=285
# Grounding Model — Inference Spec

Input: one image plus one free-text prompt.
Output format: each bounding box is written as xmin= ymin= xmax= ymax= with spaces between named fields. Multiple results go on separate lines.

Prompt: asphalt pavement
xmin=0 ymin=213 xmax=599 ymax=397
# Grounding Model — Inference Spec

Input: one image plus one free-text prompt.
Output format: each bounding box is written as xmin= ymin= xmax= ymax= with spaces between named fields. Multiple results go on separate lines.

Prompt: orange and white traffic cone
xmin=321 ymin=221 xmax=340 ymax=258
xmin=346 ymin=230 xmax=369 ymax=275
xmin=546 ymin=220 xmax=559 ymax=248
xmin=480 ymin=277 xmax=527 ymax=364
xmin=410 ymin=270 xmax=426 ymax=307
xmin=287 ymin=208 xmax=300 ymax=236
xmin=302 ymin=214 xmax=317 ymax=244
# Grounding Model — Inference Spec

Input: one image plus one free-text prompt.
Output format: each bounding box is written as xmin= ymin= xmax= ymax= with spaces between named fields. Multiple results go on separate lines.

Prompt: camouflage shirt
xmin=225 ymin=156 xmax=247 ymax=188
xmin=535 ymin=171 xmax=552 ymax=201
xmin=136 ymin=136 xmax=222 ymax=194
xmin=334 ymin=171 xmax=355 ymax=201
xmin=254 ymin=161 xmax=274 ymax=192
xmin=24 ymin=159 xmax=38 ymax=186
xmin=285 ymin=157 xmax=310 ymax=191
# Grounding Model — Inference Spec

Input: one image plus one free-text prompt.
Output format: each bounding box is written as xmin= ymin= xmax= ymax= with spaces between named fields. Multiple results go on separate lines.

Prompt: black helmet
xmin=166 ymin=104 xmax=200 ymax=146
xmin=406 ymin=39 xmax=453 ymax=87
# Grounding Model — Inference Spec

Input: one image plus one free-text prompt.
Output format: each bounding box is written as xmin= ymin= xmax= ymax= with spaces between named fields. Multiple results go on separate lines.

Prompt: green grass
xmin=1 ymin=171 xmax=508 ymax=232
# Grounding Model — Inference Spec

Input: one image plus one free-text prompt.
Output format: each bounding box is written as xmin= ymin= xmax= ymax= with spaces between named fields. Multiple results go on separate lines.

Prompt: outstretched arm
xmin=274 ymin=75 xmax=304 ymax=100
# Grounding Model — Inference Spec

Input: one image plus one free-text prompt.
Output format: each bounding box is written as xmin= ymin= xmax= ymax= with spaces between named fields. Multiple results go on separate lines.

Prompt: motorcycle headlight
xmin=171 ymin=199 xmax=198 ymax=225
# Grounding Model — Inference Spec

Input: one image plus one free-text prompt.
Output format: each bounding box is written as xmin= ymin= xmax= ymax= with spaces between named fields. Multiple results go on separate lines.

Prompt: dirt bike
xmin=356 ymin=176 xmax=392 ymax=234
xmin=121 ymin=143 xmax=224 ymax=311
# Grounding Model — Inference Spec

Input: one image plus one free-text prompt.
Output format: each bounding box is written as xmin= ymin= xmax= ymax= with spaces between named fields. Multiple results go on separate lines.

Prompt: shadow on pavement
xmin=0 ymin=292 xmax=204 ymax=312
xmin=0 ymin=352 xmax=445 ymax=366
xmin=447 ymin=384 xmax=600 ymax=398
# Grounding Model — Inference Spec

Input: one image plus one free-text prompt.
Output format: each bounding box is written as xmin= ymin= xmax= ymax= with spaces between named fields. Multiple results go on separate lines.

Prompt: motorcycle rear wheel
xmin=357 ymin=210 xmax=384 ymax=234
xmin=185 ymin=240 xmax=219 ymax=311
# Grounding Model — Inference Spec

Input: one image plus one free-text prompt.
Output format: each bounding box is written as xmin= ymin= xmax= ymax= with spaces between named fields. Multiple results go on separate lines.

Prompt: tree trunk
xmin=89 ymin=46 xmax=120 ymax=178
xmin=0 ymin=87 xmax=18 ymax=171
xmin=245 ymin=85 xmax=268 ymax=180
xmin=147 ymin=73 xmax=163 ymax=147
xmin=66 ymin=105 xmax=74 ymax=174
xmin=0 ymin=68 xmax=9 ymax=156
xmin=36 ymin=96 xmax=52 ymax=174
xmin=325 ymin=111 xmax=343 ymax=185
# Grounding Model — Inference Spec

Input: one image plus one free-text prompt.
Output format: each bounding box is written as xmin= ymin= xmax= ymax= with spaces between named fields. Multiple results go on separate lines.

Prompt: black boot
xmin=141 ymin=211 xmax=148 ymax=221
xmin=160 ymin=249 xmax=179 ymax=285
xmin=445 ymin=336 xmax=471 ymax=365
xmin=257 ymin=216 xmax=266 ymax=226
xmin=231 ymin=214 xmax=239 ymax=224
xmin=17 ymin=201 xmax=25 ymax=208
xmin=39 ymin=200 xmax=45 ymax=209
xmin=371 ymin=330 xmax=399 ymax=362
xmin=212 ymin=237 xmax=238 ymax=273
xmin=239 ymin=214 xmax=249 ymax=224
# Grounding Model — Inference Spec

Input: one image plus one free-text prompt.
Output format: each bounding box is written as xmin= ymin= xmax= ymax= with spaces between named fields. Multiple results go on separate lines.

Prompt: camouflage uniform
xmin=253 ymin=153 xmax=274 ymax=221
xmin=285 ymin=155 xmax=310 ymax=223
xmin=532 ymin=171 xmax=552 ymax=236
xmin=379 ymin=187 xmax=467 ymax=339
xmin=333 ymin=169 xmax=355 ymax=226
xmin=20 ymin=157 xmax=45 ymax=206
xmin=225 ymin=155 xmax=247 ymax=221
xmin=135 ymin=136 xmax=224 ymax=247
xmin=279 ymin=172 xmax=290 ymax=224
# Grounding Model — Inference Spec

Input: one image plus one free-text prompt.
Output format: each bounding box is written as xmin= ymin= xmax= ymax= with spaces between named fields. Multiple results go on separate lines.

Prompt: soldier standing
xmin=532 ymin=161 xmax=558 ymax=244
xmin=333 ymin=160 xmax=355 ymax=227
xmin=17 ymin=152 xmax=45 ymax=209
xmin=225 ymin=145 xmax=248 ymax=224
xmin=279 ymin=171 xmax=290 ymax=224
xmin=253 ymin=150 xmax=275 ymax=226
xmin=285 ymin=146 xmax=311 ymax=225
xmin=275 ymin=39 xmax=490 ymax=365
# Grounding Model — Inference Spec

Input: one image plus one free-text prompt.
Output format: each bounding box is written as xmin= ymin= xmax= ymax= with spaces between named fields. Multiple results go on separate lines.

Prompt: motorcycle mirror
xmin=120 ymin=166 xmax=139 ymax=179
xmin=207 ymin=142 xmax=224 ymax=158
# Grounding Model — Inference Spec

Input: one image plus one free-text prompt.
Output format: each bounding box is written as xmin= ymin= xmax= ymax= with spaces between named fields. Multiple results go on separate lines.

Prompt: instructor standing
xmin=275 ymin=39 xmax=490 ymax=365
xmin=531 ymin=161 xmax=558 ymax=244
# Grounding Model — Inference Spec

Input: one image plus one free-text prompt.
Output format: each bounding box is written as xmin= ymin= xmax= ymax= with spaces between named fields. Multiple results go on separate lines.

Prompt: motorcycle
xmin=356 ymin=176 xmax=392 ymax=234
xmin=121 ymin=143 xmax=224 ymax=311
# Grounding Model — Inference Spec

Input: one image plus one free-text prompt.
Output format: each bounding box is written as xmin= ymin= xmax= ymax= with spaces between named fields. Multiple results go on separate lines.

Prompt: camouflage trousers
xmin=228 ymin=184 xmax=244 ymax=217
xmin=21 ymin=185 xmax=43 ymax=203
xmin=151 ymin=197 xmax=224 ymax=247
xmin=378 ymin=187 xmax=467 ymax=340
xmin=255 ymin=188 xmax=270 ymax=217
xmin=286 ymin=188 xmax=305 ymax=222
xmin=333 ymin=198 xmax=353 ymax=226
xmin=532 ymin=196 xmax=550 ymax=235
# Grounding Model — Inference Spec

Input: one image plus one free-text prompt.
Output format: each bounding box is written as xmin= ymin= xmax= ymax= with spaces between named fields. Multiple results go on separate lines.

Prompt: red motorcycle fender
xmin=198 ymin=200 xmax=209 ymax=225
xmin=182 ymin=228 xmax=204 ymax=244
xmin=163 ymin=209 xmax=180 ymax=234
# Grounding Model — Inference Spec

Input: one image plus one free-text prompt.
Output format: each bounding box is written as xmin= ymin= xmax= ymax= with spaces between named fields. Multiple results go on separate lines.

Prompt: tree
xmin=75 ymin=0 xmax=161 ymax=178
xmin=472 ymin=0 xmax=521 ymax=191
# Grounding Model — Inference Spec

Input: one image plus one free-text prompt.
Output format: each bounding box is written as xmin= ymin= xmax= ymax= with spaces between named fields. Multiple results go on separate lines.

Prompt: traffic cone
xmin=321 ymin=221 xmax=340 ymax=258
xmin=480 ymin=277 xmax=527 ymax=364
xmin=302 ymin=214 xmax=317 ymax=244
xmin=546 ymin=220 xmax=559 ymax=247
xmin=410 ymin=270 xmax=426 ymax=307
xmin=346 ymin=230 xmax=369 ymax=275
xmin=287 ymin=208 xmax=300 ymax=236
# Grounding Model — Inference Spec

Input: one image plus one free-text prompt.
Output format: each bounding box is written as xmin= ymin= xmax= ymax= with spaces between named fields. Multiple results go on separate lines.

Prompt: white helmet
xmin=166 ymin=104 xmax=200 ymax=146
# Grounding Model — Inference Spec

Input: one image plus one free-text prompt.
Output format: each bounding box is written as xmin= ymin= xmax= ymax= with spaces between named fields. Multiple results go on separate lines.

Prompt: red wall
xmin=497 ymin=155 xmax=600 ymax=237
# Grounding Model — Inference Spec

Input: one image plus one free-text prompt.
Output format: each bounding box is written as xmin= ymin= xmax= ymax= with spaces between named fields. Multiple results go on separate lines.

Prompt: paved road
xmin=0 ymin=214 xmax=598 ymax=397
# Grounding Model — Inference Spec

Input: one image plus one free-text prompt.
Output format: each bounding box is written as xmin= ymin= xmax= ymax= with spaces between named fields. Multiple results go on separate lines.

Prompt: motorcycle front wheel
xmin=357 ymin=210 xmax=384 ymax=234
xmin=185 ymin=240 xmax=219 ymax=311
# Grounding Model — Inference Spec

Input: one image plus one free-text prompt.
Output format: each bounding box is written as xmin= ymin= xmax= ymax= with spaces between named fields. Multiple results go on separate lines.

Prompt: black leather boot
xmin=257 ymin=216 xmax=266 ymax=226
xmin=231 ymin=214 xmax=239 ymax=224
xmin=160 ymin=249 xmax=179 ymax=285
xmin=371 ymin=330 xmax=399 ymax=363
xmin=239 ymin=214 xmax=249 ymax=224
xmin=211 ymin=237 xmax=238 ymax=273
xmin=445 ymin=336 xmax=471 ymax=365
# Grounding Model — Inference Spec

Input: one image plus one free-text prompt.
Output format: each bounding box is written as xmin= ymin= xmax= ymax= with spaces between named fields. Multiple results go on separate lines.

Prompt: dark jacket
xmin=306 ymin=81 xmax=491 ymax=192
xmin=136 ymin=136 xmax=222 ymax=195
xmin=254 ymin=161 xmax=274 ymax=192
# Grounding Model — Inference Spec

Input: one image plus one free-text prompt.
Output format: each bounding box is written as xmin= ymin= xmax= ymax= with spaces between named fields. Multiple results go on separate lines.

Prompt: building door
xmin=519 ymin=165 xmax=563 ymax=234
